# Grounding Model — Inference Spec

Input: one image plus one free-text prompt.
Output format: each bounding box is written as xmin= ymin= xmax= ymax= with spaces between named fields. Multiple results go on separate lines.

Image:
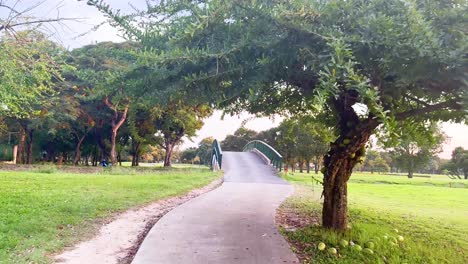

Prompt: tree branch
xmin=114 ymin=105 xmax=129 ymax=130
xmin=395 ymin=99 xmax=460 ymax=121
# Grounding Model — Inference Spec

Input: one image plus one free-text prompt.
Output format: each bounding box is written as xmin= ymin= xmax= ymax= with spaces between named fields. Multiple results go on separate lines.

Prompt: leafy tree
xmin=275 ymin=119 xmax=299 ymax=171
xmin=297 ymin=118 xmax=333 ymax=174
xmin=444 ymin=147 xmax=468 ymax=179
xmin=127 ymin=106 xmax=160 ymax=166
xmin=92 ymin=0 xmax=467 ymax=230
xmin=155 ymin=103 xmax=212 ymax=167
xmin=386 ymin=122 xmax=445 ymax=178
xmin=221 ymin=127 xmax=258 ymax=151
xmin=68 ymin=42 xmax=139 ymax=165
xmin=141 ymin=145 xmax=165 ymax=163
xmin=0 ymin=31 xmax=68 ymax=164
xmin=196 ymin=137 xmax=215 ymax=166
xmin=181 ymin=147 xmax=198 ymax=164
xmin=0 ymin=31 xmax=61 ymax=119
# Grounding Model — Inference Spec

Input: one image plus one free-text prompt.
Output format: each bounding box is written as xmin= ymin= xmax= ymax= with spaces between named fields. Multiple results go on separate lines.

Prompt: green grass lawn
xmin=280 ymin=172 xmax=468 ymax=264
xmin=0 ymin=166 xmax=219 ymax=263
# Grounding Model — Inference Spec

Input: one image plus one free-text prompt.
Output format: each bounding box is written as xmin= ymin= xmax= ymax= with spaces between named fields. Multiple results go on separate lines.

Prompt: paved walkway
xmin=132 ymin=151 xmax=298 ymax=264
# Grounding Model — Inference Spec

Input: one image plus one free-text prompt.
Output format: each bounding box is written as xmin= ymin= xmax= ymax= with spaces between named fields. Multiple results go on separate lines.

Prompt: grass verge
xmin=0 ymin=166 xmax=220 ymax=263
xmin=279 ymin=173 xmax=468 ymax=264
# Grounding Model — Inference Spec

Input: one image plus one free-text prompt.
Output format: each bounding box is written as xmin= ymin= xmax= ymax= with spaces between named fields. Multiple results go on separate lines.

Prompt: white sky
xmin=1 ymin=0 xmax=466 ymax=159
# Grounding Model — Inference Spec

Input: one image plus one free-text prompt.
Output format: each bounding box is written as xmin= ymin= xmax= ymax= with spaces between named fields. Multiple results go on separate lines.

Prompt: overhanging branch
xmin=395 ymin=99 xmax=460 ymax=121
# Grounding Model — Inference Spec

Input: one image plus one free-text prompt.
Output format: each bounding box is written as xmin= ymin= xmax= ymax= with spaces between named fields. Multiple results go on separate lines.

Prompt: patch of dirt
xmin=276 ymin=207 xmax=320 ymax=232
xmin=276 ymin=186 xmax=321 ymax=263
xmin=0 ymin=164 xmax=103 ymax=173
xmin=54 ymin=177 xmax=223 ymax=264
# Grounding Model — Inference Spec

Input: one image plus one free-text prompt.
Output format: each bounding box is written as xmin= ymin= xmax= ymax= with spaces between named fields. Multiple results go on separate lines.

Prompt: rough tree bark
xmin=320 ymin=93 xmax=459 ymax=230
xmin=163 ymin=143 xmax=173 ymax=167
xmin=26 ymin=128 xmax=34 ymax=164
xmin=162 ymin=138 xmax=182 ymax=167
xmin=131 ymin=141 xmax=141 ymax=167
xmin=104 ymin=96 xmax=129 ymax=165
xmin=16 ymin=127 xmax=26 ymax=164
xmin=73 ymin=134 xmax=86 ymax=166
xmin=322 ymin=91 xmax=379 ymax=230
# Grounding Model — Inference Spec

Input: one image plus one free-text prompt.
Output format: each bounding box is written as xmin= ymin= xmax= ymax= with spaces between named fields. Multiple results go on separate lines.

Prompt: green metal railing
xmin=211 ymin=139 xmax=223 ymax=170
xmin=243 ymin=140 xmax=283 ymax=171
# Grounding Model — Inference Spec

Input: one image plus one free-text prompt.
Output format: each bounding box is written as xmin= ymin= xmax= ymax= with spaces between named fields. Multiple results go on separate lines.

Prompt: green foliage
xmin=180 ymin=147 xmax=198 ymax=163
xmin=196 ymin=137 xmax=215 ymax=165
xmin=275 ymin=117 xmax=332 ymax=169
xmin=443 ymin=147 xmax=468 ymax=179
xmin=0 ymin=31 xmax=62 ymax=118
xmin=97 ymin=0 xmax=466 ymax=124
xmin=221 ymin=127 xmax=258 ymax=151
xmin=383 ymin=122 xmax=445 ymax=178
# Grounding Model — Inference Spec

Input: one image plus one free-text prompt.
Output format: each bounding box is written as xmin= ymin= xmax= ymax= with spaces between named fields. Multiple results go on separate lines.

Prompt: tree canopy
xmin=89 ymin=0 xmax=467 ymax=230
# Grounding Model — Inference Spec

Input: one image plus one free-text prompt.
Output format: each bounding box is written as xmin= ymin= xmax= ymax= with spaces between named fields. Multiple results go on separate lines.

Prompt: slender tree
xmin=384 ymin=122 xmax=445 ymax=178
xmin=155 ymin=103 xmax=212 ymax=167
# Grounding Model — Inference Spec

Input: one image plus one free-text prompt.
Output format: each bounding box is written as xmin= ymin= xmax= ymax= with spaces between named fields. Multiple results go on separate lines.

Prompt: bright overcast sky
xmin=2 ymin=0 xmax=467 ymax=159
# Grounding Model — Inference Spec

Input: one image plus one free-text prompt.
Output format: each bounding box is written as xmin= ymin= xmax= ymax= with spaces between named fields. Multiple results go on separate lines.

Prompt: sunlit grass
xmin=280 ymin=172 xmax=468 ymax=264
xmin=0 ymin=166 xmax=220 ymax=263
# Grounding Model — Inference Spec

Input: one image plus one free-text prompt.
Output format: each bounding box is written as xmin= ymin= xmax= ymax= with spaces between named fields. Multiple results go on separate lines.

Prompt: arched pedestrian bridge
xmin=132 ymin=140 xmax=298 ymax=264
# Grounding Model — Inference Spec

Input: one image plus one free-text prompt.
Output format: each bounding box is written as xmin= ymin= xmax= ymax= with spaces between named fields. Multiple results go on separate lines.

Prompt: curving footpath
xmin=132 ymin=151 xmax=298 ymax=264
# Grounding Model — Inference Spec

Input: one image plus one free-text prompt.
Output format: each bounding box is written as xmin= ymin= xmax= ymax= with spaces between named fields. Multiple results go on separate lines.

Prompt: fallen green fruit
xmin=397 ymin=235 xmax=404 ymax=242
xmin=353 ymin=245 xmax=362 ymax=251
xmin=363 ymin=248 xmax=374 ymax=254
xmin=318 ymin=242 xmax=326 ymax=251
xmin=365 ymin=241 xmax=375 ymax=249
xmin=340 ymin=239 xmax=349 ymax=247
xmin=328 ymin=247 xmax=337 ymax=254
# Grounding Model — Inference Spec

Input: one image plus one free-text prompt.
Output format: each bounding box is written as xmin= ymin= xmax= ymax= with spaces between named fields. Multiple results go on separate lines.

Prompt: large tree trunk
xmin=407 ymin=159 xmax=414 ymax=178
xmin=164 ymin=143 xmax=173 ymax=167
xmin=110 ymin=129 xmax=118 ymax=165
xmin=17 ymin=127 xmax=26 ymax=164
xmin=131 ymin=141 xmax=141 ymax=167
xmin=322 ymin=91 xmax=378 ymax=230
xmin=314 ymin=159 xmax=319 ymax=174
xmin=73 ymin=135 xmax=86 ymax=166
xmin=57 ymin=153 xmax=64 ymax=166
xmin=306 ymin=160 xmax=310 ymax=173
xmin=104 ymin=97 xmax=129 ymax=165
xmin=26 ymin=128 xmax=34 ymax=164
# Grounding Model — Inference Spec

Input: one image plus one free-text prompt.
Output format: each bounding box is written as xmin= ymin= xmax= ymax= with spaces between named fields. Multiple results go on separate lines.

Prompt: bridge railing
xmin=243 ymin=140 xmax=283 ymax=171
xmin=211 ymin=139 xmax=223 ymax=170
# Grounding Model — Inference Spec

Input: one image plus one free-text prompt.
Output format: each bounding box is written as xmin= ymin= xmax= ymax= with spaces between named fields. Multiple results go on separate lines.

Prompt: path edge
xmin=119 ymin=175 xmax=224 ymax=264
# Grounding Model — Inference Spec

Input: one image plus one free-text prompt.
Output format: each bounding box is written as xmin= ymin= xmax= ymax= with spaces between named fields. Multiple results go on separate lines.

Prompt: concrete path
xmin=132 ymin=151 xmax=298 ymax=264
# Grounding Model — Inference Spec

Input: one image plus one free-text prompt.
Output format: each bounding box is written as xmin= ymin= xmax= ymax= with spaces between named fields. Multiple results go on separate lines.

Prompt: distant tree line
xmin=0 ymin=32 xmax=211 ymax=167
xmin=214 ymin=118 xmax=466 ymax=179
